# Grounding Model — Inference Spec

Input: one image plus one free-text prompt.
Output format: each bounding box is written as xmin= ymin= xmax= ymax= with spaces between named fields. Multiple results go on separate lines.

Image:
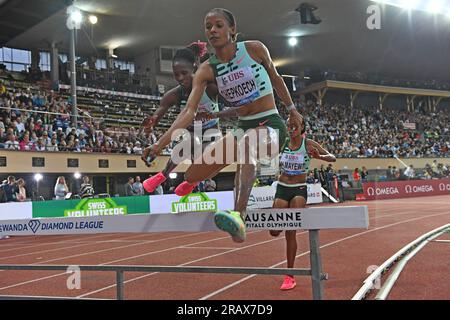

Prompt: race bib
xmin=280 ymin=153 xmax=306 ymax=175
xmin=216 ymin=67 xmax=260 ymax=107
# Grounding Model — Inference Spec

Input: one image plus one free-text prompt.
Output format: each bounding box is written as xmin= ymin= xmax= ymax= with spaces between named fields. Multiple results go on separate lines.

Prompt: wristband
xmin=286 ymin=104 xmax=296 ymax=111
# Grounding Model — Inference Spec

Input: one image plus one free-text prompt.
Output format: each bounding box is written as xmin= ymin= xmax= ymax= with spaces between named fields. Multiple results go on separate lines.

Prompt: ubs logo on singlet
xmin=220 ymin=70 xmax=245 ymax=86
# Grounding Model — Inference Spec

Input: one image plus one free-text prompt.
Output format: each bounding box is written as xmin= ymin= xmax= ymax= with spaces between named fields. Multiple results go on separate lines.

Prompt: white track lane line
xmin=76 ymin=231 xmax=294 ymax=298
xmin=0 ymin=231 xmax=261 ymax=291
xmin=0 ymin=207 xmax=427 ymax=292
xmin=199 ymin=211 xmax=450 ymax=300
xmin=0 ymin=231 xmax=215 ymax=260
xmin=78 ymin=209 xmax=450 ymax=298
xmin=2 ymin=206 xmax=448 ymax=297
xmin=0 ymin=232 xmax=156 ymax=254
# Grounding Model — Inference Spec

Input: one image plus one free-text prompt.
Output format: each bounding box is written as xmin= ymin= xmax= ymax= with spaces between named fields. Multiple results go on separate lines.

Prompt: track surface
xmin=0 ymin=195 xmax=448 ymax=300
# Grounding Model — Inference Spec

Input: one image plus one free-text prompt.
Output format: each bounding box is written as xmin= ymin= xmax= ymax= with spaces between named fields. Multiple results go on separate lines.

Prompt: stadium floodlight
xmin=74 ymin=172 xmax=81 ymax=179
xmin=88 ymin=15 xmax=98 ymax=25
xmin=66 ymin=6 xmax=82 ymax=30
xmin=69 ymin=7 xmax=83 ymax=24
xmin=427 ymin=0 xmax=445 ymax=13
xmin=34 ymin=173 xmax=43 ymax=182
xmin=288 ymin=37 xmax=298 ymax=47
xmin=169 ymin=173 xmax=178 ymax=179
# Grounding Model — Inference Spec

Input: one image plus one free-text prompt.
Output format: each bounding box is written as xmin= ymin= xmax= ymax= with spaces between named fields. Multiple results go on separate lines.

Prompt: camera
xmin=295 ymin=3 xmax=322 ymax=25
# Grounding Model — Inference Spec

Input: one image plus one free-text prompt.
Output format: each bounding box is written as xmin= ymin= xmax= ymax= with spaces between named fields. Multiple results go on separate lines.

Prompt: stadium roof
xmin=0 ymin=0 xmax=70 ymax=45
xmin=2 ymin=0 xmax=450 ymax=81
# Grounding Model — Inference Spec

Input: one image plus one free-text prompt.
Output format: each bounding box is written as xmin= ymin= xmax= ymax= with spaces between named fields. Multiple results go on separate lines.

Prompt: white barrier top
xmin=0 ymin=206 xmax=369 ymax=236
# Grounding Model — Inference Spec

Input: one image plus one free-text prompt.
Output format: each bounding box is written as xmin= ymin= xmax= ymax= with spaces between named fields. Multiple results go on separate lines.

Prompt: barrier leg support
xmin=116 ymin=270 xmax=124 ymax=300
xmin=309 ymin=230 xmax=324 ymax=300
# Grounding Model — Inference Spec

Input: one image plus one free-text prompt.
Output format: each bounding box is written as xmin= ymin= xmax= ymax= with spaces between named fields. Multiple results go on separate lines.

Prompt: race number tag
xmin=280 ymin=153 xmax=307 ymax=175
xmin=216 ymin=67 xmax=260 ymax=107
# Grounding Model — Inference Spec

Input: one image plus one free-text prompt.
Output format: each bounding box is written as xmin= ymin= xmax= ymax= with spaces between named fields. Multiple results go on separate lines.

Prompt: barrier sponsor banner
xmin=247 ymin=186 xmax=275 ymax=209
xmin=307 ymin=184 xmax=323 ymax=204
xmin=150 ymin=191 xmax=234 ymax=214
xmin=245 ymin=206 xmax=369 ymax=230
xmin=0 ymin=206 xmax=369 ymax=236
xmin=0 ymin=202 xmax=32 ymax=220
xmin=363 ymin=179 xmax=450 ymax=200
xmin=32 ymin=196 xmax=150 ymax=218
xmin=247 ymin=184 xmax=323 ymax=209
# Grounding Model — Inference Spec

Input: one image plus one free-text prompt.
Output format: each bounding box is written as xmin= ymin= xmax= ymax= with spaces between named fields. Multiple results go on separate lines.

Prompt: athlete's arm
xmin=307 ymin=139 xmax=336 ymax=162
xmin=141 ymin=88 xmax=178 ymax=133
xmin=247 ymin=41 xmax=302 ymax=118
xmin=153 ymin=88 xmax=179 ymax=124
xmin=153 ymin=63 xmax=213 ymax=154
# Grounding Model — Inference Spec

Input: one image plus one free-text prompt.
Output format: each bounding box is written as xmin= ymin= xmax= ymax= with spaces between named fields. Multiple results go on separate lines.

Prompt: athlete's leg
xmin=269 ymin=198 xmax=289 ymax=237
xmin=176 ymin=131 xmax=237 ymax=195
xmin=286 ymin=196 xmax=307 ymax=269
xmin=233 ymin=126 xmax=278 ymax=217
xmin=143 ymin=133 xmax=194 ymax=193
xmin=279 ymin=195 xmax=306 ymax=290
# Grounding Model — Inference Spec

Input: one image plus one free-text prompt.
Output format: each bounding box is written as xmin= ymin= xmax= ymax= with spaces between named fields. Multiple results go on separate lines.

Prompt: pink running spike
xmin=175 ymin=181 xmax=198 ymax=196
xmin=143 ymin=172 xmax=166 ymax=193
xmin=280 ymin=275 xmax=296 ymax=290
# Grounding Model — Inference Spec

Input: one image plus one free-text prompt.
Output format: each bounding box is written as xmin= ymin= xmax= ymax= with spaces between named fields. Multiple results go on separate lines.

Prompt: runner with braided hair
xmin=141 ymin=42 xmax=224 ymax=192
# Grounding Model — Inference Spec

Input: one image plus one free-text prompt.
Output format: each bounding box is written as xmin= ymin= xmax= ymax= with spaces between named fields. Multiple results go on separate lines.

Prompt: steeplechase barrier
xmin=0 ymin=206 xmax=369 ymax=300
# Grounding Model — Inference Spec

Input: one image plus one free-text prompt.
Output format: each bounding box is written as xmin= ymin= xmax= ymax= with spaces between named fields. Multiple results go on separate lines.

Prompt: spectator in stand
xmin=46 ymin=137 xmax=59 ymax=151
xmin=204 ymin=179 xmax=217 ymax=192
xmin=5 ymin=133 xmax=19 ymax=150
xmin=15 ymin=117 xmax=25 ymax=134
xmin=0 ymin=127 xmax=5 ymax=148
xmin=132 ymin=176 xmax=145 ymax=195
xmin=318 ymin=165 xmax=327 ymax=188
xmin=387 ymin=166 xmax=393 ymax=180
xmin=361 ymin=166 xmax=369 ymax=183
xmin=154 ymin=184 xmax=164 ymax=195
xmin=41 ymin=131 xmax=51 ymax=145
xmin=19 ymin=131 xmax=34 ymax=151
xmin=125 ymin=177 xmax=137 ymax=196
xmin=326 ymin=164 xmax=334 ymax=193
xmin=54 ymin=176 xmax=69 ymax=200
xmin=35 ymin=137 xmax=46 ymax=151
xmin=0 ymin=80 xmax=6 ymax=96
xmin=392 ymin=166 xmax=401 ymax=180
xmin=403 ymin=165 xmax=415 ymax=180
xmin=0 ymin=176 xmax=18 ymax=202
xmin=133 ymin=141 xmax=143 ymax=155
xmin=353 ymin=168 xmax=361 ymax=188
xmin=79 ymin=176 xmax=95 ymax=199
xmin=431 ymin=160 xmax=439 ymax=177
xmin=306 ymin=171 xmax=316 ymax=184
xmin=16 ymin=178 xmax=27 ymax=202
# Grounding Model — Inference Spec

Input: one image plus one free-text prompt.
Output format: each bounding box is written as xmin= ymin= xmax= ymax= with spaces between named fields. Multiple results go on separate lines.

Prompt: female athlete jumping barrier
xmin=141 ymin=42 xmax=221 ymax=192
xmin=143 ymin=8 xmax=303 ymax=243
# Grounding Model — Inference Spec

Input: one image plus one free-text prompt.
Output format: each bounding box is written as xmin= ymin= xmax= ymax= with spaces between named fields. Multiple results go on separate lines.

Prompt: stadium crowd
xmin=0 ymin=79 xmax=448 ymax=159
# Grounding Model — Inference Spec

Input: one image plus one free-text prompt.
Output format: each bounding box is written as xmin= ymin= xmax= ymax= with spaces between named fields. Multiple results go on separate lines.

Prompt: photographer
xmin=0 ymin=176 xmax=18 ymax=202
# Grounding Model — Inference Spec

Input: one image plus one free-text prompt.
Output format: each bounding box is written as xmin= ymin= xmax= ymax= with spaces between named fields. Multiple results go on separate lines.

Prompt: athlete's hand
xmin=141 ymin=115 xmax=158 ymax=135
xmin=195 ymin=111 xmax=214 ymax=122
xmin=141 ymin=144 xmax=160 ymax=167
xmin=289 ymin=108 xmax=303 ymax=124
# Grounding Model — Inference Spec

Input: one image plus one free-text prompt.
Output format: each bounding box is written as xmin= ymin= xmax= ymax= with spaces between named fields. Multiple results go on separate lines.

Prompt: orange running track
xmin=0 ymin=195 xmax=448 ymax=300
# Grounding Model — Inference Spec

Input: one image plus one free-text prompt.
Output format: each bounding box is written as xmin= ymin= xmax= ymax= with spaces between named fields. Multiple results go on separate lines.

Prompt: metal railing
xmin=0 ymin=264 xmax=311 ymax=300
xmin=0 ymin=230 xmax=328 ymax=300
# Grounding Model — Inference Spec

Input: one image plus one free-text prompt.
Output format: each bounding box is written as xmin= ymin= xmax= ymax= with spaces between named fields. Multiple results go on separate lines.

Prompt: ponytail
xmin=173 ymin=41 xmax=209 ymax=66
